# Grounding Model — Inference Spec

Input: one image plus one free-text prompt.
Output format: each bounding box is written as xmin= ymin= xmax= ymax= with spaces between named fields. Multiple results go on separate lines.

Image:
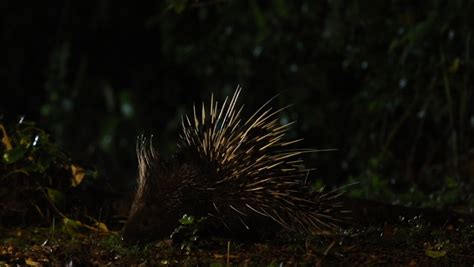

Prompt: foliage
xmin=1 ymin=2 xmax=473 ymax=264
xmin=1 ymin=0 xmax=474 ymax=205
xmin=170 ymin=214 xmax=208 ymax=252
xmin=0 ymin=118 xmax=109 ymax=232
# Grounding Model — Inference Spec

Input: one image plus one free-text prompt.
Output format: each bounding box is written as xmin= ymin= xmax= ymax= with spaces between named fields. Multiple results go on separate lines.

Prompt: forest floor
xmin=1 ymin=215 xmax=473 ymax=266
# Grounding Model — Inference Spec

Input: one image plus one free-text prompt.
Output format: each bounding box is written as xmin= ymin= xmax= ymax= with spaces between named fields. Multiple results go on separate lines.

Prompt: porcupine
xmin=122 ymin=87 xmax=349 ymax=244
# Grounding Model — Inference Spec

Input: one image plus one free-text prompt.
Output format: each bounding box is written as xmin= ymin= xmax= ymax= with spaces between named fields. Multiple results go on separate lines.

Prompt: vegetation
xmin=1 ymin=0 xmax=473 ymax=265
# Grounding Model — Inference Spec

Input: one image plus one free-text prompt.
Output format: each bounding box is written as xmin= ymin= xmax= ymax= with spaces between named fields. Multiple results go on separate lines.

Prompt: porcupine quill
xmin=122 ymin=86 xmax=350 ymax=244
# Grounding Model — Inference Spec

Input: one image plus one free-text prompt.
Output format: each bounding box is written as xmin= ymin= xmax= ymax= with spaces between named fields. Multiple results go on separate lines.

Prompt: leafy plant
xmin=0 ymin=117 xmax=107 ymax=234
xmin=170 ymin=214 xmax=208 ymax=252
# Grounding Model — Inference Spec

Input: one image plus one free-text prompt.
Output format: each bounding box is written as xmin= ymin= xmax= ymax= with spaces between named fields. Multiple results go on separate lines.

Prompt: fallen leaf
xmin=425 ymin=249 xmax=446 ymax=258
xmin=25 ymin=258 xmax=41 ymax=266
xmin=94 ymin=222 xmax=109 ymax=232
xmin=0 ymin=124 xmax=12 ymax=151
xmin=71 ymin=164 xmax=86 ymax=187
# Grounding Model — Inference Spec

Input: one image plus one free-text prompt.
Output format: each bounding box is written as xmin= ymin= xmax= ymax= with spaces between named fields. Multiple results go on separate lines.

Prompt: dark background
xmin=1 ymin=0 xmax=473 ymax=207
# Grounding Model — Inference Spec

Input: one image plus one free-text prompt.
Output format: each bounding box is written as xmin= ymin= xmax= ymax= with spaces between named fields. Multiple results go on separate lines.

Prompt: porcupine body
xmin=122 ymin=87 xmax=348 ymax=244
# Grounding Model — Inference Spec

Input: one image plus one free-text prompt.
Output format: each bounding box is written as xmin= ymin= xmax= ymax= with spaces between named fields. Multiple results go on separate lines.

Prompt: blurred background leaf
xmin=0 ymin=0 xmax=473 ymax=208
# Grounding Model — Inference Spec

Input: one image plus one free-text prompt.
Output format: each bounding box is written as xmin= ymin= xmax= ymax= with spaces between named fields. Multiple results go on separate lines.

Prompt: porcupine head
xmin=123 ymin=87 xmax=348 ymax=244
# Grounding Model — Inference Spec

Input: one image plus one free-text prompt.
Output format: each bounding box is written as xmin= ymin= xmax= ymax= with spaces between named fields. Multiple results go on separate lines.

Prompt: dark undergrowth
xmin=0 ymin=220 xmax=473 ymax=266
xmin=1 ymin=110 xmax=474 ymax=266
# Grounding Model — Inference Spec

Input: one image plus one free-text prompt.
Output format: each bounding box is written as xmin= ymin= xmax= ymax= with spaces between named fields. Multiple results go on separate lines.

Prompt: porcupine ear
xmin=136 ymin=134 xmax=161 ymax=193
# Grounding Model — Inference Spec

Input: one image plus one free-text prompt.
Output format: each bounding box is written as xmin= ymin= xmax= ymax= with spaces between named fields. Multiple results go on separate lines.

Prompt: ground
xmin=1 ymin=217 xmax=473 ymax=266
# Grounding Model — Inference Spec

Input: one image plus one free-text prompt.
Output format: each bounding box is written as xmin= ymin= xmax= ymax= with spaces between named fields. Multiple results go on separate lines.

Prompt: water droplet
xmin=32 ymin=135 xmax=40 ymax=147
xmin=417 ymin=109 xmax=426 ymax=119
xmin=301 ymin=4 xmax=309 ymax=13
xmin=205 ymin=66 xmax=214 ymax=75
xmin=62 ymin=98 xmax=73 ymax=111
xmin=341 ymin=161 xmax=348 ymax=170
xmin=398 ymin=27 xmax=405 ymax=35
xmin=253 ymin=46 xmax=263 ymax=57
xmin=296 ymin=42 xmax=304 ymax=51
xmin=342 ymin=60 xmax=350 ymax=69
xmin=121 ymin=103 xmax=134 ymax=118
xmin=448 ymin=30 xmax=455 ymax=40
xmin=289 ymin=64 xmax=298 ymax=73
xmin=399 ymin=78 xmax=407 ymax=89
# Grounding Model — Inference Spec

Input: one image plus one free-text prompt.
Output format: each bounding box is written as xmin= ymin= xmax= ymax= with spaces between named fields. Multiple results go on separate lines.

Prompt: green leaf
xmin=35 ymin=155 xmax=53 ymax=173
xmin=274 ymin=0 xmax=288 ymax=18
xmin=3 ymin=145 xmax=27 ymax=164
xmin=425 ymin=249 xmax=447 ymax=258
xmin=250 ymin=0 xmax=267 ymax=42
xmin=168 ymin=0 xmax=188 ymax=14
xmin=62 ymin=217 xmax=83 ymax=235
xmin=179 ymin=214 xmax=195 ymax=225
xmin=45 ymin=187 xmax=66 ymax=208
